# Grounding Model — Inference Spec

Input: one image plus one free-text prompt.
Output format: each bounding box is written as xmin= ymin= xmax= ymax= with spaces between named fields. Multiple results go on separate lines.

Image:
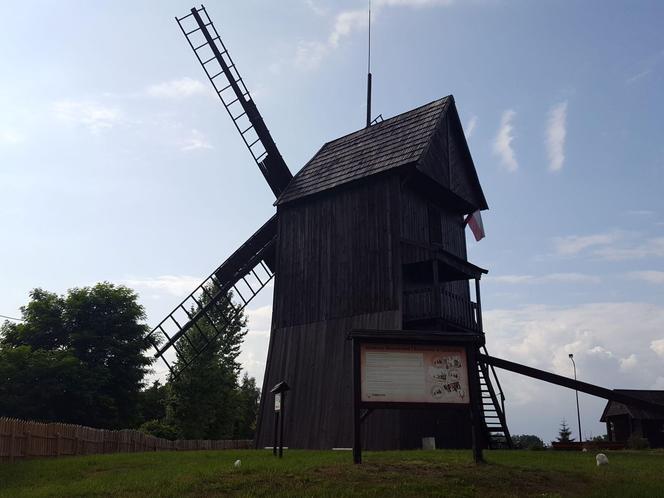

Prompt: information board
xmin=360 ymin=344 xmax=469 ymax=404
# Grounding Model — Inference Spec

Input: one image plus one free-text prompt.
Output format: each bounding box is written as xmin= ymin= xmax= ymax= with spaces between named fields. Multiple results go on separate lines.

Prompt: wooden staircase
xmin=477 ymin=346 xmax=513 ymax=449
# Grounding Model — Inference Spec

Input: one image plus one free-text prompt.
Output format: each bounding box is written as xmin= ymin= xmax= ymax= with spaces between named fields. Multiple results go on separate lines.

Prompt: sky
xmin=1 ymin=0 xmax=663 ymax=444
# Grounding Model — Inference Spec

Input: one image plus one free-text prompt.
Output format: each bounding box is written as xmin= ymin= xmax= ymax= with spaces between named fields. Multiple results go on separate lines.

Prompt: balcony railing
xmin=403 ymin=287 xmax=481 ymax=332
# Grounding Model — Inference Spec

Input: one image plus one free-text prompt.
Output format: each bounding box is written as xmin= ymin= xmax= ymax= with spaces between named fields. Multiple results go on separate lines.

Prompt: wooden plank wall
xmin=0 ymin=418 xmax=252 ymax=463
xmin=256 ymin=311 xmax=402 ymax=450
xmin=400 ymin=185 xmax=467 ymax=259
xmin=446 ymin=104 xmax=485 ymax=209
xmin=415 ymin=100 xmax=484 ymax=211
xmin=273 ymin=175 xmax=400 ymax=329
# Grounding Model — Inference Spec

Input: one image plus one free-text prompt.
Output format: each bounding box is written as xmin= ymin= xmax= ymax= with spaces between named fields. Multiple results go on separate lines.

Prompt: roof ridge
xmin=319 ymin=96 xmax=450 ymax=149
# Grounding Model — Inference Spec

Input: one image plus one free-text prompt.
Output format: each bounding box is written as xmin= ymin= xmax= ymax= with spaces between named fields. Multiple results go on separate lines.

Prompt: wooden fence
xmin=0 ymin=417 xmax=252 ymax=463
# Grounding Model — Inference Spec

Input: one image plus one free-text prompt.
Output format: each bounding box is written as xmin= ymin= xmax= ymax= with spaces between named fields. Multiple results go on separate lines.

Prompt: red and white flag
xmin=465 ymin=210 xmax=485 ymax=241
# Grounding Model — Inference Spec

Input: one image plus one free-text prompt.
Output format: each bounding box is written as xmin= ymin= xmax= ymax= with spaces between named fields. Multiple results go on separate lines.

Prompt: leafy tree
xmin=137 ymin=380 xmax=169 ymax=425
xmin=512 ymin=434 xmax=545 ymax=450
xmin=233 ymin=373 xmax=261 ymax=439
xmin=556 ymin=419 xmax=574 ymax=442
xmin=166 ymin=287 xmax=247 ymax=439
xmin=0 ymin=283 xmax=151 ymax=428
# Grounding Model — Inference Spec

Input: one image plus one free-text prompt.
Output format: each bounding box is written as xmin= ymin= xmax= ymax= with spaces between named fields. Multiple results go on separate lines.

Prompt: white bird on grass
xmin=234 ymin=459 xmax=242 ymax=468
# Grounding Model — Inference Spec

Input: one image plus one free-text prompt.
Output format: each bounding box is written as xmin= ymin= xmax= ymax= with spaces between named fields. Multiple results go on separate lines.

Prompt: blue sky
xmin=1 ymin=0 xmax=663 ymax=443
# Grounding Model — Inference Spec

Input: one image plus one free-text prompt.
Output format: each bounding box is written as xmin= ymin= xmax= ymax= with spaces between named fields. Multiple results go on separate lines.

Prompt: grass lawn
xmin=1 ymin=449 xmax=663 ymax=497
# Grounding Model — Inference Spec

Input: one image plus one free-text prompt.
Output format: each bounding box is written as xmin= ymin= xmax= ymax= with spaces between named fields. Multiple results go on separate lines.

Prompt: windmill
xmin=148 ymin=5 xmax=513 ymax=450
xmin=147 ymin=5 xmax=664 ymax=454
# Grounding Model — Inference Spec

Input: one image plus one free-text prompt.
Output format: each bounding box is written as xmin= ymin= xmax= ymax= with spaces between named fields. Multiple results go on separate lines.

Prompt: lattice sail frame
xmin=147 ymin=216 xmax=277 ymax=377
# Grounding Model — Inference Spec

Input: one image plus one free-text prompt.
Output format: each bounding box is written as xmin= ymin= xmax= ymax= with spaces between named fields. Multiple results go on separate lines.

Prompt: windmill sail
xmin=176 ymin=5 xmax=292 ymax=197
xmin=147 ymin=216 xmax=277 ymax=377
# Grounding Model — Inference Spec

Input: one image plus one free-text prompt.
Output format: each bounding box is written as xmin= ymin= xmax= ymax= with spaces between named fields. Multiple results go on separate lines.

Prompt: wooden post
xmin=352 ymin=339 xmax=362 ymax=464
xmin=474 ymin=279 xmax=483 ymax=331
xmin=466 ymin=346 xmax=485 ymax=463
xmin=272 ymin=411 xmax=279 ymax=456
xmin=55 ymin=433 xmax=61 ymax=458
xmin=278 ymin=391 xmax=286 ymax=458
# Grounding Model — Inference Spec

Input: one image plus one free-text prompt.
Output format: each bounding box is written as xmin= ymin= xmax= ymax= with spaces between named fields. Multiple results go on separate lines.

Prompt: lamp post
xmin=568 ymin=353 xmax=582 ymax=443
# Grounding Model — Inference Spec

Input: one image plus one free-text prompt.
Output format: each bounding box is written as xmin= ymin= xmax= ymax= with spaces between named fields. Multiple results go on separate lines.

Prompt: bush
xmin=139 ymin=419 xmax=178 ymax=441
xmin=626 ymin=435 xmax=650 ymax=450
xmin=512 ymin=434 xmax=545 ymax=450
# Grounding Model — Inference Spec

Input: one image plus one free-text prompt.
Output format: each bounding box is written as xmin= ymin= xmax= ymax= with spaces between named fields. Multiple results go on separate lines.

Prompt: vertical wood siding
xmin=0 ymin=418 xmax=251 ymax=463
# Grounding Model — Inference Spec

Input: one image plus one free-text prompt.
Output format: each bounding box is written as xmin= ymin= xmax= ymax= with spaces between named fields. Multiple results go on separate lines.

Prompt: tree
xmin=234 ymin=373 xmax=261 ymax=439
xmin=0 ymin=283 xmax=151 ymax=428
xmin=556 ymin=419 xmax=574 ymax=442
xmin=166 ymin=287 xmax=247 ymax=439
xmin=512 ymin=434 xmax=545 ymax=450
xmin=137 ymin=380 xmax=169 ymax=425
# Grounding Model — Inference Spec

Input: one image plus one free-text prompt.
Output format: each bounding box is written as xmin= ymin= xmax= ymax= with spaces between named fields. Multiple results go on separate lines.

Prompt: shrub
xmin=626 ymin=435 xmax=649 ymax=450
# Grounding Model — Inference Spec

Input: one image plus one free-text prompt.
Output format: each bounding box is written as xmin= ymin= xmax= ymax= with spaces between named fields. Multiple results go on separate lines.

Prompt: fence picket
xmin=0 ymin=417 xmax=252 ymax=463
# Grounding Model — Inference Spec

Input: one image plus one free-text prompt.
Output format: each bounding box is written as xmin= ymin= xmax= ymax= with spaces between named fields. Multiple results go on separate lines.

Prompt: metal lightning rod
xmin=365 ymin=0 xmax=372 ymax=128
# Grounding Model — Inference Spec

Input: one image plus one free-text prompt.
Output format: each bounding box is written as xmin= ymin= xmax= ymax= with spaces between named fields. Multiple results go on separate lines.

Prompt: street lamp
xmin=569 ymin=353 xmax=583 ymax=443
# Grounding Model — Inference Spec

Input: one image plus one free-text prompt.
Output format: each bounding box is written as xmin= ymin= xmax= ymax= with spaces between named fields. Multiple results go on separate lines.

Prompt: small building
xmin=600 ymin=390 xmax=664 ymax=448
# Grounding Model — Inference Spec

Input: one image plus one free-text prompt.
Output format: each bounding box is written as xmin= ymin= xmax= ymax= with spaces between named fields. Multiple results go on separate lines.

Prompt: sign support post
xmin=270 ymin=381 xmax=290 ymax=458
xmin=350 ymin=329 xmax=484 ymax=465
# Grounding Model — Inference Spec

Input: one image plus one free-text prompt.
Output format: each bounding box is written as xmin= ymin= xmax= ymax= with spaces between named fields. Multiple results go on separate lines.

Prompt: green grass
xmin=1 ymin=449 xmax=663 ymax=497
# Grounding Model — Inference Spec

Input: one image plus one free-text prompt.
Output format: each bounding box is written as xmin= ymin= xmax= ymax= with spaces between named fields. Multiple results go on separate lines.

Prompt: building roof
xmin=600 ymin=390 xmax=664 ymax=421
xmin=276 ymin=96 xmax=486 ymax=208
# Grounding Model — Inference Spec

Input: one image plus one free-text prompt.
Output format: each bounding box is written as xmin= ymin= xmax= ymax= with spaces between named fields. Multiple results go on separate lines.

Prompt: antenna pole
xmin=366 ymin=0 xmax=372 ymax=128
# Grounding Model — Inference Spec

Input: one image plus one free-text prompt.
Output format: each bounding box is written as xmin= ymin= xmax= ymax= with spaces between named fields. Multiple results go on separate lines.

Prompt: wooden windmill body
xmin=256 ymin=98 xmax=499 ymax=449
xmin=149 ymin=6 xmax=512 ymax=451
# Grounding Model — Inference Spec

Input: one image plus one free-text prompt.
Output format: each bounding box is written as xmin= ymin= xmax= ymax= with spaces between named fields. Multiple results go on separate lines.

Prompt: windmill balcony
xmin=403 ymin=286 xmax=481 ymax=332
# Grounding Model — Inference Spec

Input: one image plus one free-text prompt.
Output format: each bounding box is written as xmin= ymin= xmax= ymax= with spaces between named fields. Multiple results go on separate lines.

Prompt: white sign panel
xmin=360 ymin=344 xmax=469 ymax=404
xmin=274 ymin=392 xmax=281 ymax=412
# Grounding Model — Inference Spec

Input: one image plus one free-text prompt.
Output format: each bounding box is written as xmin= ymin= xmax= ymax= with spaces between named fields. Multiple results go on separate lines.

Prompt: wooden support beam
xmin=479 ymin=354 xmax=664 ymax=415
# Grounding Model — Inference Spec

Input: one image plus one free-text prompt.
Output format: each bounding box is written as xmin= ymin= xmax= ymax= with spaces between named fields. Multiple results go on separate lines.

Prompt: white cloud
xmin=490 ymin=273 xmax=600 ymax=285
xmin=545 ymin=101 xmax=567 ymax=172
xmin=553 ymin=231 xmax=622 ymax=256
xmin=492 ymin=109 xmax=518 ymax=172
xmin=0 ymin=129 xmax=25 ymax=144
xmin=295 ymin=0 xmax=459 ymax=70
xmin=303 ymin=0 xmax=329 ymax=16
xmin=553 ymin=231 xmax=664 ymax=261
xmin=619 ymin=353 xmax=638 ymax=371
xmin=146 ymin=77 xmax=209 ymax=99
xmin=329 ymin=9 xmax=368 ymax=48
xmin=626 ymin=68 xmax=652 ymax=85
xmin=180 ymin=129 xmax=213 ymax=152
xmin=484 ymin=301 xmax=664 ymax=441
xmin=593 ymin=237 xmax=664 ymax=261
xmin=52 ymin=100 xmax=122 ymax=133
xmin=627 ymin=271 xmax=664 ymax=284
xmin=295 ymin=41 xmax=329 ymax=71
xmin=238 ymin=304 xmax=273 ymax=385
xmin=464 ymin=115 xmax=478 ymax=139
xmin=377 ymin=0 xmax=456 ymax=6
xmin=124 ymin=275 xmax=202 ymax=297
xmin=651 ymin=339 xmax=664 ymax=357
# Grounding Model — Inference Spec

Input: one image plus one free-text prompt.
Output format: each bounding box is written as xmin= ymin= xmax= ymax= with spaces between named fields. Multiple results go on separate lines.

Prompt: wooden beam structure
xmin=479 ymin=354 xmax=664 ymax=415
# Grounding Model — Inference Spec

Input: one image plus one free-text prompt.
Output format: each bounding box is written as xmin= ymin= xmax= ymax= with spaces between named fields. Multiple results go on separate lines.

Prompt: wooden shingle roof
xmin=600 ymin=390 xmax=664 ymax=421
xmin=276 ymin=97 xmax=451 ymax=205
